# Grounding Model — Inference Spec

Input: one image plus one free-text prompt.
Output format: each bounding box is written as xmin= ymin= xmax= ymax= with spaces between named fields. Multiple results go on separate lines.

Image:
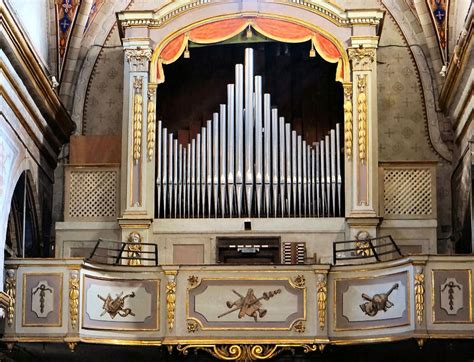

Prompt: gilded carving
xmin=355 ymin=230 xmax=371 ymax=257
xmin=127 ymin=231 xmax=142 ymax=266
xmin=125 ymin=47 xmax=152 ymax=72
xmin=348 ymin=46 xmax=376 ymax=71
xmin=186 ymin=319 xmax=199 ymax=333
xmin=132 ymin=77 xmax=144 ymax=163
xmin=67 ymin=342 xmax=77 ymax=352
xmin=293 ymin=320 xmax=305 ymax=333
xmin=316 ymin=274 xmax=327 ymax=330
xmin=343 ymin=83 xmax=353 ymax=160
xmin=187 ymin=275 xmax=199 ymax=288
xmin=218 ymin=288 xmax=281 ymax=321
xmin=356 ymin=75 xmax=368 ymax=163
xmin=414 ymin=267 xmax=425 ymax=325
xmin=97 ymin=292 xmax=135 ymax=319
xmin=165 ymin=272 xmax=177 ymax=331
xmin=147 ymin=85 xmax=157 ymax=161
xmin=5 ymin=269 xmax=15 ymax=327
xmin=69 ymin=271 xmax=79 ymax=329
xmin=292 ymin=275 xmax=306 ymax=288
xmin=177 ymin=344 xmax=291 ymax=361
xmin=360 ymin=283 xmax=399 ymax=317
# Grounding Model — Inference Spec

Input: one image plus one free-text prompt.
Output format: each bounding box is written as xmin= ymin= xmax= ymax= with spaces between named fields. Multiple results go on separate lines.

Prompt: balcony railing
xmin=86 ymin=238 xmax=158 ymax=266
xmin=333 ymin=235 xmax=403 ymax=265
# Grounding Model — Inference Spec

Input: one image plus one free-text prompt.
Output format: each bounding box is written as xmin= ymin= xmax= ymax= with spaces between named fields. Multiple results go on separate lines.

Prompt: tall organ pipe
xmin=278 ymin=117 xmax=286 ymax=216
xmin=244 ymin=48 xmax=254 ymax=217
xmin=213 ymin=113 xmax=219 ymax=217
xmin=263 ymin=94 xmax=271 ymax=217
xmin=271 ymin=109 xmax=279 ymax=217
xmin=235 ymin=64 xmax=244 ymax=217
xmin=254 ymin=76 xmax=263 ymax=217
xmin=220 ymin=104 xmax=227 ymax=217
xmin=156 ymin=120 xmax=162 ymax=217
xmin=227 ymin=85 xmax=235 ymax=217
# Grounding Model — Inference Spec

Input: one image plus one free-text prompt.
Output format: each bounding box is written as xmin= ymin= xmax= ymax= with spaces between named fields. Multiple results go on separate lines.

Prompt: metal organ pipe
xmin=154 ymin=48 xmax=343 ymax=219
xmin=244 ymin=48 xmax=254 ymax=217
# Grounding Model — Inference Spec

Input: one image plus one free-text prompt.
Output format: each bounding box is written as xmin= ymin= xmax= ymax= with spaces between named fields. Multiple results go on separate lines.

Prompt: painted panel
xmin=334 ymin=272 xmax=409 ymax=330
xmin=22 ymin=273 xmax=63 ymax=327
xmin=432 ymin=269 xmax=472 ymax=323
xmin=187 ymin=277 xmax=305 ymax=330
xmin=82 ymin=275 xmax=160 ymax=331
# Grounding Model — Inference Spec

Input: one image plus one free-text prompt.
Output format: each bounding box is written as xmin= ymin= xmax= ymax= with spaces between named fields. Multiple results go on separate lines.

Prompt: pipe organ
xmin=156 ymin=48 xmax=343 ymax=219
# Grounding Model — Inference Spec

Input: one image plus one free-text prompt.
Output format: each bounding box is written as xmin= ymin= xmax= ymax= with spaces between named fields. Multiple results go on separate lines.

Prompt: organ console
xmin=156 ymin=48 xmax=343 ymax=218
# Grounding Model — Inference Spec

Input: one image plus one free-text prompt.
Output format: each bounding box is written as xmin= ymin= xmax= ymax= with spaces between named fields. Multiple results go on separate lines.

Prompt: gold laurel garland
xmin=5 ymin=270 xmax=15 ymax=327
xmin=147 ymin=85 xmax=157 ymax=161
xmin=343 ymin=83 xmax=353 ymax=160
xmin=133 ymin=77 xmax=143 ymax=163
xmin=69 ymin=272 xmax=80 ymax=329
xmin=414 ymin=269 xmax=425 ymax=325
xmin=166 ymin=280 xmax=176 ymax=331
xmin=316 ymin=276 xmax=327 ymax=330
xmin=357 ymin=75 xmax=367 ymax=163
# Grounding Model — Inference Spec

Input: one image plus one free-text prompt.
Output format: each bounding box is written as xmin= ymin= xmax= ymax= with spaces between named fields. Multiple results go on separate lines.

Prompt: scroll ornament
xmin=133 ymin=77 xmax=143 ymax=163
xmin=343 ymin=83 xmax=353 ymax=159
xmin=414 ymin=267 xmax=425 ymax=325
xmin=147 ymin=86 xmax=157 ymax=161
xmin=5 ymin=269 xmax=15 ymax=327
xmin=69 ymin=271 xmax=80 ymax=329
xmin=166 ymin=279 xmax=177 ymax=331
xmin=316 ymin=274 xmax=327 ymax=330
xmin=357 ymin=75 xmax=368 ymax=163
xmin=177 ymin=344 xmax=290 ymax=361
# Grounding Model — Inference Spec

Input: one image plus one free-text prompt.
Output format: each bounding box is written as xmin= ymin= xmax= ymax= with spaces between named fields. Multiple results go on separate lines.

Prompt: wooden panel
xmin=173 ymin=244 xmax=204 ymax=264
xmin=70 ymin=135 xmax=121 ymax=164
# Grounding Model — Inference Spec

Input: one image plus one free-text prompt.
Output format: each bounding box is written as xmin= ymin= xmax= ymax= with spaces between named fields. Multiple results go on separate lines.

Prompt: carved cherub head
xmin=128 ymin=231 xmax=142 ymax=244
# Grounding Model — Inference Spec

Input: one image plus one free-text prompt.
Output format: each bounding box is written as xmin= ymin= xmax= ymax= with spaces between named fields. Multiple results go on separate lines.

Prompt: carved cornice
xmin=117 ymin=1 xmax=384 ymax=31
xmin=125 ymin=48 xmax=152 ymax=72
xmin=348 ymin=47 xmax=376 ymax=71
